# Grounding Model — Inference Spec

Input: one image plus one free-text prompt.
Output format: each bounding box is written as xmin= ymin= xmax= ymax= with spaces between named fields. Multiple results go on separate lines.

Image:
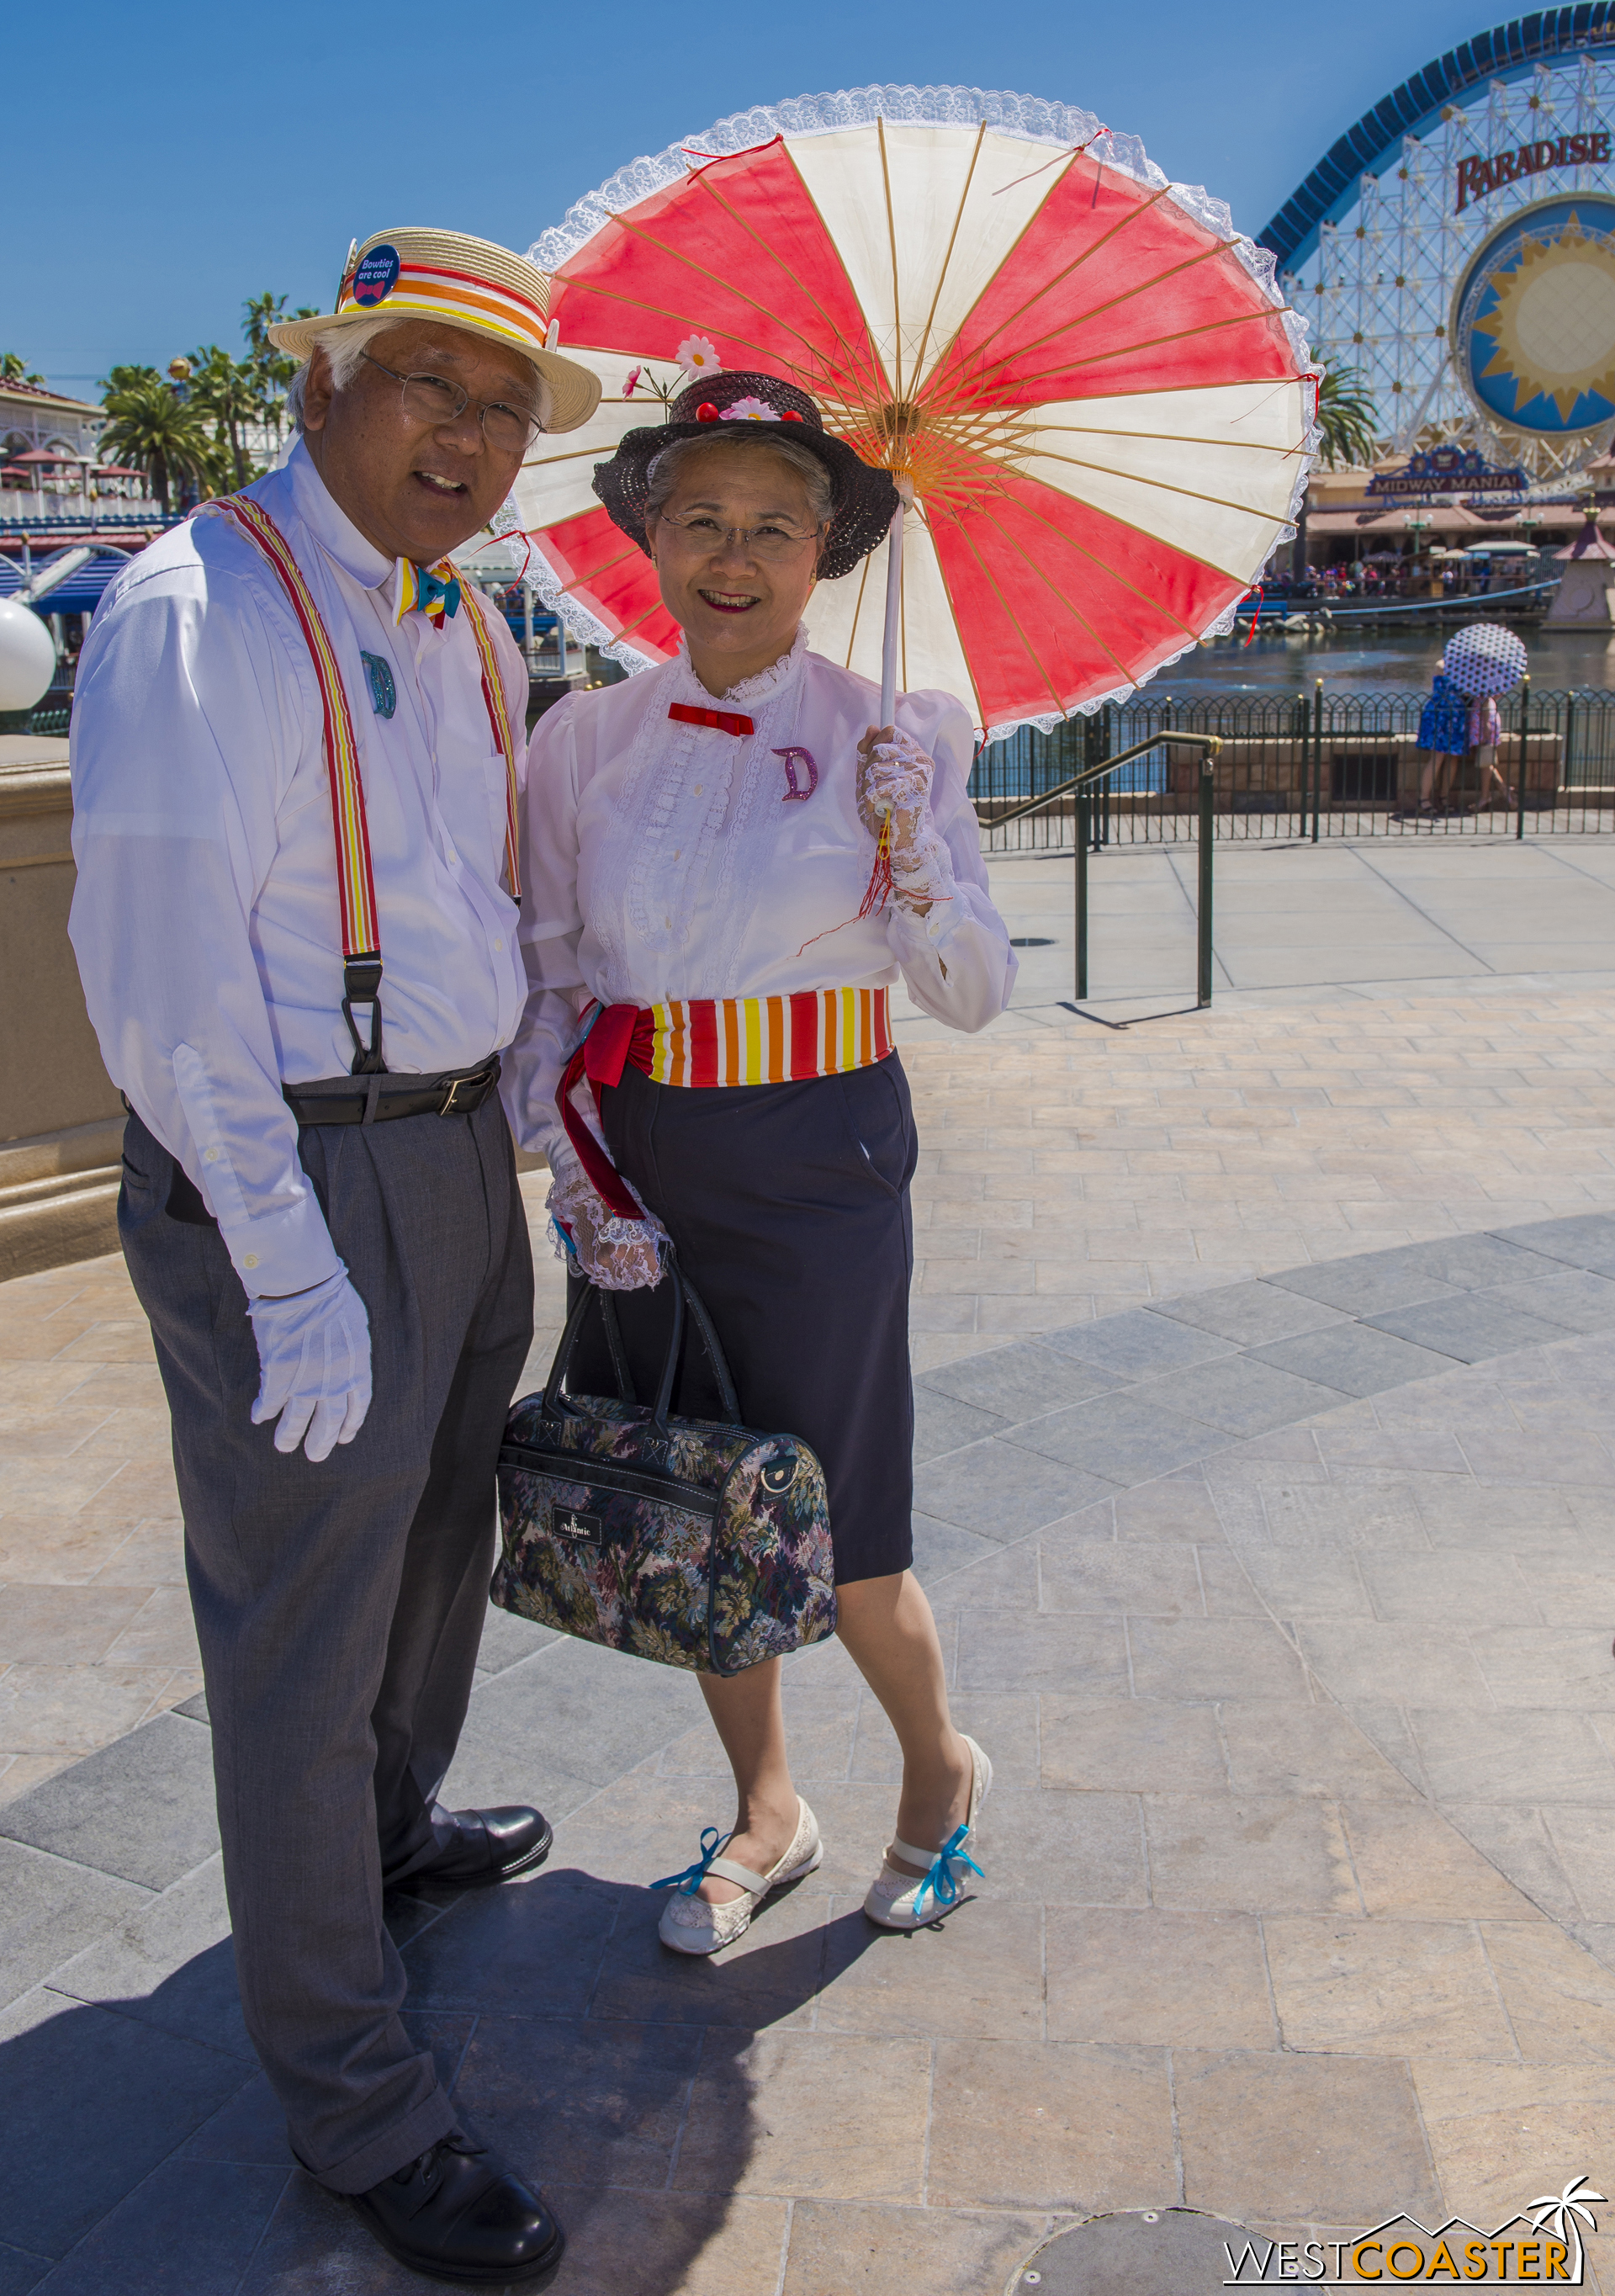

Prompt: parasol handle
xmin=878 ymin=480 xmax=914 ymax=730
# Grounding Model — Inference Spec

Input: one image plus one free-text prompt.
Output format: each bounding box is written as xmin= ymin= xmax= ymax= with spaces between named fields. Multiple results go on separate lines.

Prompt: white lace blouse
xmin=500 ymin=628 xmax=1017 ymax=1159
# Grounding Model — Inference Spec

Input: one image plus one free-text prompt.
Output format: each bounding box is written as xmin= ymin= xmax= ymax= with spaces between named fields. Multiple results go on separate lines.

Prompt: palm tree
xmin=1315 ymin=367 xmax=1380 ymax=469
xmin=98 ymin=374 xmax=221 ymax=513
xmin=1 ymin=353 xmax=45 ymax=386
xmin=1529 ymin=2177 xmax=1604 ymax=2281
xmin=188 ymin=344 xmax=260 ymax=489
xmin=243 ymin=292 xmax=317 ymax=446
xmin=1291 ymin=365 xmax=1381 ymax=580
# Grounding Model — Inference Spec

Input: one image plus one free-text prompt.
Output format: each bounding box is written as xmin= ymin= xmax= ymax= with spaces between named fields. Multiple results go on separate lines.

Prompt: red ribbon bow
xmin=557 ymin=1004 xmax=655 ymax=1222
xmin=668 ymin=702 xmax=755 ymax=736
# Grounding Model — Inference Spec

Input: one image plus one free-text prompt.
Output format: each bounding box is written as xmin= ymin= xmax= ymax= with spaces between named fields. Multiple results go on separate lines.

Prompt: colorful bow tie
xmin=397 ymin=558 xmax=461 ymax=628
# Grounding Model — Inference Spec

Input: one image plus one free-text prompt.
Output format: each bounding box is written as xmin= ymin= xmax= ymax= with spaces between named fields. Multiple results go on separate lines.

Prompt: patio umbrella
xmin=514 ymin=84 xmax=1316 ymax=739
xmin=1442 ymin=623 xmax=1528 ymax=697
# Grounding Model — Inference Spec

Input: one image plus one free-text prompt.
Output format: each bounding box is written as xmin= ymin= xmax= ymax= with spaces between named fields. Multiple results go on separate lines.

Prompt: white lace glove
xmin=857 ymin=724 xmax=958 ymax=915
xmin=546 ymin=1136 xmax=668 ymax=1292
xmin=246 ymin=1269 xmax=373 ymax=1462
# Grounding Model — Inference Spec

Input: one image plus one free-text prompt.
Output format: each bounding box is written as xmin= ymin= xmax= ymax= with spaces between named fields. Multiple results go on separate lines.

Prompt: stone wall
xmin=0 ymin=738 xmax=122 ymax=1279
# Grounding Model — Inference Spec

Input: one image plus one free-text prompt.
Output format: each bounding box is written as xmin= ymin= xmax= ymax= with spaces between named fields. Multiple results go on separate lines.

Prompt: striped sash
xmin=646 ymin=989 xmax=892 ymax=1088
xmin=557 ymin=990 xmax=894 ymax=1222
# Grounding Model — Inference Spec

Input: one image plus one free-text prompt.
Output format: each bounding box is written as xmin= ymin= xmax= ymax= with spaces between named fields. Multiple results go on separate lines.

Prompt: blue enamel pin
xmin=360 ymin=651 xmax=396 ymax=718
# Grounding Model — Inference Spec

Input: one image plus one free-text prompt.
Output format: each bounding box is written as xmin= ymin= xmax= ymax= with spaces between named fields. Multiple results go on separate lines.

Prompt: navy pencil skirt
xmin=563 ymin=1051 xmax=919 ymax=1585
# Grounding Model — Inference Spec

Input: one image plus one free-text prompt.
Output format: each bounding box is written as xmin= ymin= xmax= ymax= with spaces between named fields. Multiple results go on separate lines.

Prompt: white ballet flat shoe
xmin=654 ymin=1797 xmax=823 ymax=1957
xmin=864 ymin=1735 xmax=993 ymax=1931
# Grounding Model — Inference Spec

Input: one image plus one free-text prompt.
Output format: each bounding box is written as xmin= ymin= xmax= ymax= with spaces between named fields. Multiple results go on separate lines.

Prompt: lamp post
xmin=1404 ymin=510 xmax=1432 ymax=595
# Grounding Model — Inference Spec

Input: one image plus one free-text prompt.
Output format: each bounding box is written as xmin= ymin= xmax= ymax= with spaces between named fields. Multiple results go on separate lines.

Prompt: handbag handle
xmin=543 ymin=1245 xmax=742 ymax=1429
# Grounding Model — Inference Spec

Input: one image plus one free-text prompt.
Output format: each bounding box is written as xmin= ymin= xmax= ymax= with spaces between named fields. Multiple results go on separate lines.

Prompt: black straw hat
xmin=592 ymin=369 xmax=899 ymax=580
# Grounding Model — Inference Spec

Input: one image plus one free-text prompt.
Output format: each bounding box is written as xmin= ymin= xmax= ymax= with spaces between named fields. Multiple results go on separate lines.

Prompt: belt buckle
xmin=439 ymin=1075 xmax=469 ymax=1116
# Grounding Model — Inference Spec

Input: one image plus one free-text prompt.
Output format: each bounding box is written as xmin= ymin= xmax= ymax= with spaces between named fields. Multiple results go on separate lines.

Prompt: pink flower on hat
xmin=721 ymin=395 xmax=781 ymax=423
xmin=675 ymin=335 xmax=721 ymax=376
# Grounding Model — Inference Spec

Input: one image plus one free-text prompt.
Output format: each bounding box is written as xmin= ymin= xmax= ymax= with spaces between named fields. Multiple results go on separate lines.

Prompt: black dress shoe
xmin=392 ymin=1806 xmax=553 ymax=1892
xmin=350 ymin=2134 xmax=564 ymax=2287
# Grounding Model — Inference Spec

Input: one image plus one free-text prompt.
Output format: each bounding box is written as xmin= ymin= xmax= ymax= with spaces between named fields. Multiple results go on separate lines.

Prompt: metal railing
xmin=990 ymin=731 xmax=1223 ymax=1007
xmin=974 ymin=684 xmax=1615 ymax=850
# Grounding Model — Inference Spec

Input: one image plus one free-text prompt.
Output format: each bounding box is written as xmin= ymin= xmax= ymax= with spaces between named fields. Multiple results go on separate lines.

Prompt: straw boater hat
xmin=268 ymin=227 xmax=601 ymax=435
xmin=594 ymin=369 xmax=899 ymax=577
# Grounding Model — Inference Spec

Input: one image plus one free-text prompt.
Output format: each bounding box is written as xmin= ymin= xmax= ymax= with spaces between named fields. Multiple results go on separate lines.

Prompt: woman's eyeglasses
xmin=654 ymin=507 xmax=824 ymax=564
xmin=361 ymin=353 xmax=544 ymax=455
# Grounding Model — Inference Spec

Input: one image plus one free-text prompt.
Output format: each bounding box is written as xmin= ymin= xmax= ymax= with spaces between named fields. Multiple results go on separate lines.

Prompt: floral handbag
xmin=491 ymin=1254 xmax=837 ymax=1674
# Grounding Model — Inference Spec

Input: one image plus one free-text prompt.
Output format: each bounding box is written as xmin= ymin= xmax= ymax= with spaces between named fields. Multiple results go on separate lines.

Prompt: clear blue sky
xmin=5 ymin=0 xmax=1492 ymax=396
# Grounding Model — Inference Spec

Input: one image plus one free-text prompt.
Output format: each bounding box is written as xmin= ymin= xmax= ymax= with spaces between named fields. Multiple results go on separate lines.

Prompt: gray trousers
xmin=119 ymin=1093 xmax=533 ymax=2193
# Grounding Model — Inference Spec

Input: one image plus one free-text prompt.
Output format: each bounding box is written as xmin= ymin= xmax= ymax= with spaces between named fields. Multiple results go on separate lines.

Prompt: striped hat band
xmin=265 ymin=226 xmax=602 ymax=434
xmin=336 ymin=252 xmax=549 ymax=353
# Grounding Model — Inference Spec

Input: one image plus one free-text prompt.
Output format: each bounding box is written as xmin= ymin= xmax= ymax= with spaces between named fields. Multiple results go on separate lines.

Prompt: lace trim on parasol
xmin=533 ymin=87 xmax=1096 ymax=271
xmin=530 ymin=84 xmax=1312 ymax=385
xmin=522 ymin=537 xmax=662 ymax=675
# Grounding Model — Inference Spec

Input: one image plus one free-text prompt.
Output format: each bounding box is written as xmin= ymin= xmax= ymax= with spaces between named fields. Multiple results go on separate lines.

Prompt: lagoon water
xmin=1161 ymin=623 xmax=1615 ymax=694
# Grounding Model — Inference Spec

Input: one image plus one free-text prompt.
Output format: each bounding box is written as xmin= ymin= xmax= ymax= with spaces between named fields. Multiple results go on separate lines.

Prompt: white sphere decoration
xmin=0 ymin=598 xmax=57 ymax=713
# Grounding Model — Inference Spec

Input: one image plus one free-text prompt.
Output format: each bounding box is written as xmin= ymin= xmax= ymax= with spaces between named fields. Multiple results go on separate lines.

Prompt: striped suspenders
xmin=203 ymin=494 xmax=522 ymax=1074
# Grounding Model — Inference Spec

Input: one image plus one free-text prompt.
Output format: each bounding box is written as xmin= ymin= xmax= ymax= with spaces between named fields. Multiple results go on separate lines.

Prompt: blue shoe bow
xmin=651 ymin=1826 xmax=733 ymax=1896
xmin=911 ymin=1823 xmax=984 ymax=1920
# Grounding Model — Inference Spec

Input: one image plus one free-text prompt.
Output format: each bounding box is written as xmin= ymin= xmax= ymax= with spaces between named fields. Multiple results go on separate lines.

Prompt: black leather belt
xmin=283 ymin=1054 xmax=503 ymax=1127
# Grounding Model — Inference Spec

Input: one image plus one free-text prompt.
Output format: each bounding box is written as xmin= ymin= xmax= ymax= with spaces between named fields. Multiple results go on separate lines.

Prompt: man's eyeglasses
xmin=653 ymin=507 xmax=824 ymax=564
xmin=361 ymin=352 xmax=544 ymax=455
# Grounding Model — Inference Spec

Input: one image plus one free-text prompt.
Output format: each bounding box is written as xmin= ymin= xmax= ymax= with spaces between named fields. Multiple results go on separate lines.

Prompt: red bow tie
xmin=668 ymin=702 xmax=755 ymax=736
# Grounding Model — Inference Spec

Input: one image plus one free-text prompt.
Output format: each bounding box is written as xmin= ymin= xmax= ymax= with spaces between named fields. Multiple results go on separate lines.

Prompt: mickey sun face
xmin=1472 ymin=209 xmax=1615 ymax=428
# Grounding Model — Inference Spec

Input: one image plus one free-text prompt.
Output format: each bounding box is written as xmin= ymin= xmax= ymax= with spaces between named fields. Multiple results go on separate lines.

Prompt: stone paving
xmin=3 ymin=845 xmax=1615 ymax=2290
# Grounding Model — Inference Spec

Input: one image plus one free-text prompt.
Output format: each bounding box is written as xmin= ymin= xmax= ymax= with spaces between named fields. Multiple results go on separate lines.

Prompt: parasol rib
xmin=929 ymin=506 xmax=1070 ymax=718
xmin=686 ymin=161 xmax=890 ymax=406
xmin=565 ymin=217 xmax=880 ymax=398
xmin=522 ymin=439 xmax=649 ymax=473
xmin=972 ymin=467 xmax=1250 ymax=628
xmin=959 ymin=495 xmax=1161 ymax=677
xmin=1037 ymin=422 xmax=1301 ymax=456
xmin=908 ymin=120 xmax=991 ymax=392
xmin=950 ymin=178 xmax=1178 ymax=386
xmin=911 ymin=501 xmax=990 ymax=725
xmin=1007 ymin=307 xmax=1298 ymax=398
xmin=541 ymin=540 xmax=643 ymax=595
xmin=1030 ymin=444 xmax=1291 ymax=528
xmin=878 ymin=117 xmax=904 ymax=406
xmin=970 ymin=238 xmax=1253 ymax=392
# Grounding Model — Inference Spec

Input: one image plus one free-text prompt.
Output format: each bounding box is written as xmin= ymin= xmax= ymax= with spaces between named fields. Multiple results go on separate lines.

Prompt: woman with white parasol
xmin=1413 ymin=624 xmax=1528 ymax=815
xmin=1444 ymin=623 xmax=1528 ymax=813
xmin=502 ymin=359 xmax=1017 ymax=1954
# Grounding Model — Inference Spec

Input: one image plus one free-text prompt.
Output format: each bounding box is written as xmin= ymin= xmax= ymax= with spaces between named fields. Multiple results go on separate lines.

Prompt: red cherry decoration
xmin=781 ymin=409 xmax=805 ymax=422
xmin=696 ymin=402 xmax=720 ymax=422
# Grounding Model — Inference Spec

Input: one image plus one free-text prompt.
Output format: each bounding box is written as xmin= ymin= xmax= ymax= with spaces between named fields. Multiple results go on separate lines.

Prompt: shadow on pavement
xmin=0 ymin=1865 xmax=873 ymax=2293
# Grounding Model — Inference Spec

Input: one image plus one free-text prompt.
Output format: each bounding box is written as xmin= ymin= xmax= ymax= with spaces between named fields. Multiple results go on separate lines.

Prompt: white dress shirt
xmin=69 ymin=442 xmax=530 ymax=1299
xmin=501 ymin=628 xmax=1017 ymax=1161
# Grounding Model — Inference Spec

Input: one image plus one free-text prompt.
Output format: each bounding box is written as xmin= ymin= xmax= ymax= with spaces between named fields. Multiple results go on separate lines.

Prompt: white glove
xmin=857 ymin=724 xmax=957 ymax=915
xmin=246 ymin=1268 xmax=373 ymax=1462
xmin=547 ymin=1137 xmax=668 ymax=1292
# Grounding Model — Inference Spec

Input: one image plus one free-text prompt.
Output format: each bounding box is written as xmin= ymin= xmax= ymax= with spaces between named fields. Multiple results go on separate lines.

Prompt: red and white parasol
xmin=515 ymin=85 xmax=1316 ymax=740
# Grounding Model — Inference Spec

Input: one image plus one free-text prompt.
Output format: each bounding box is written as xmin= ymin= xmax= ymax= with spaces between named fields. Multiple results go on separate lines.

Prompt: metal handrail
xmin=985 ymin=729 xmax=1223 ymax=830
xmin=988 ymin=731 xmax=1224 ymax=1009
